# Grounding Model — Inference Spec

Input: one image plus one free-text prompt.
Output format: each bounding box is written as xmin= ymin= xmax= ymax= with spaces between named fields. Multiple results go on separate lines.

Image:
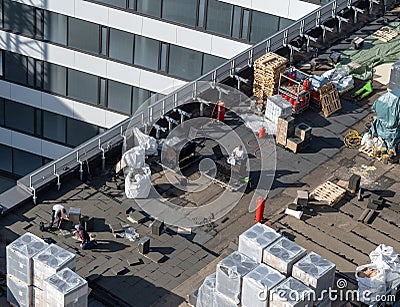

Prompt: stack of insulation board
xmin=269 ymin=277 xmax=314 ymax=306
xmin=33 ymin=244 xmax=76 ymax=305
xmin=42 ymin=268 xmax=88 ymax=307
xmin=6 ymin=233 xmax=48 ymax=307
xmin=253 ymin=52 xmax=288 ymax=100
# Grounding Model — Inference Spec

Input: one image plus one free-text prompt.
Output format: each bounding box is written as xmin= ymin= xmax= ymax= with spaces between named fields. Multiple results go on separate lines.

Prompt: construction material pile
xmin=253 ymin=53 xmax=288 ymax=100
xmin=196 ymin=223 xmax=336 ymax=306
xmin=6 ymin=232 xmax=87 ymax=307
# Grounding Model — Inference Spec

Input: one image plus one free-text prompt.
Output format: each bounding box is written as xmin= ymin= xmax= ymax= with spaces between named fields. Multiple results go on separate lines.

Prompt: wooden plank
xmin=310 ymin=180 xmax=346 ymax=206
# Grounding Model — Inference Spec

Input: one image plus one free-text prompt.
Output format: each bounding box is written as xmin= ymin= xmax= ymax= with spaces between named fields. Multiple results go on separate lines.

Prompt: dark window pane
xmin=206 ymin=0 xmax=233 ymax=36
xmin=137 ymin=0 xmax=161 ymax=17
xmin=68 ymin=18 xmax=100 ymax=54
xmin=101 ymin=26 xmax=108 ymax=55
xmin=107 ymin=80 xmax=132 ymax=114
xmin=134 ymin=36 xmax=159 ymax=71
xmin=241 ymin=9 xmax=250 ymax=40
xmin=232 ymin=6 xmax=241 ymax=38
xmin=35 ymin=109 xmax=42 ymax=136
xmin=13 ymin=149 xmax=42 ymax=176
xmin=4 ymin=52 xmax=27 ymax=84
xmin=0 ymin=144 xmax=12 ymax=173
xmin=35 ymin=9 xmax=43 ymax=38
xmin=279 ymin=17 xmax=294 ymax=30
xmin=35 ymin=61 xmax=43 ymax=89
xmin=43 ymin=62 xmax=67 ymax=95
xmin=43 ymin=111 xmax=66 ymax=143
xmin=109 ymin=29 xmax=134 ymax=63
xmin=44 ymin=11 xmax=67 ymax=45
xmin=162 ymin=0 xmax=196 ymax=26
xmin=68 ymin=69 xmax=99 ymax=104
xmin=160 ymin=43 xmax=168 ymax=72
xmin=27 ymin=58 xmax=35 ymax=87
xmin=4 ymin=100 xmax=35 ymax=134
xmin=132 ymin=87 xmax=150 ymax=114
xmin=197 ymin=0 xmax=205 ymax=27
xmin=93 ymin=0 xmax=126 ymax=8
xmin=202 ymin=54 xmax=225 ymax=74
xmin=67 ymin=118 xmax=98 ymax=147
xmin=250 ymin=11 xmax=279 ymax=43
xmin=168 ymin=45 xmax=202 ymax=80
xmin=99 ymin=78 xmax=106 ymax=106
xmin=0 ymin=98 xmax=4 ymax=126
xmin=3 ymin=0 xmax=35 ymax=36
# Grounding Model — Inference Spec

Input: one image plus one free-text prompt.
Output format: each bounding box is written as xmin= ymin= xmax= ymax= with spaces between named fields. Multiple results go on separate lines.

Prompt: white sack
xmin=125 ymin=166 xmax=151 ymax=199
xmin=122 ymin=146 xmax=145 ymax=171
xmin=133 ymin=127 xmax=158 ymax=155
xmin=370 ymin=244 xmax=400 ymax=285
xmin=356 ymin=264 xmax=386 ymax=304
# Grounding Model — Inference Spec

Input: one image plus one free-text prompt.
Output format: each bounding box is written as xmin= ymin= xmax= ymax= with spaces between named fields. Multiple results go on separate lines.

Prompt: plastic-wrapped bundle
xmin=270 ymin=277 xmax=314 ymax=307
xmin=214 ymin=291 xmax=238 ymax=307
xmin=6 ymin=233 xmax=48 ymax=285
xmin=33 ymin=244 xmax=76 ymax=291
xmin=369 ymin=244 xmax=400 ymax=287
xmin=216 ymin=251 xmax=258 ymax=304
xmin=292 ymin=252 xmax=336 ymax=300
xmin=197 ymin=273 xmax=216 ymax=307
xmin=125 ymin=165 xmax=151 ymax=198
xmin=242 ymin=264 xmax=285 ymax=307
xmin=133 ymin=127 xmax=158 ymax=155
xmin=356 ymin=264 xmax=386 ymax=304
xmin=264 ymin=95 xmax=293 ymax=126
xmin=43 ymin=268 xmax=88 ymax=307
xmin=238 ymin=223 xmax=281 ymax=263
xmin=122 ymin=146 xmax=145 ymax=174
xmin=263 ymin=237 xmax=307 ymax=276
xmin=7 ymin=274 xmax=32 ymax=307
xmin=389 ymin=59 xmax=400 ymax=91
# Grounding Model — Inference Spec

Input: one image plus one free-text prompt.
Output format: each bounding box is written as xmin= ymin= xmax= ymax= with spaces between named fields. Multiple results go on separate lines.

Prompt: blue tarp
xmin=370 ymin=89 xmax=400 ymax=149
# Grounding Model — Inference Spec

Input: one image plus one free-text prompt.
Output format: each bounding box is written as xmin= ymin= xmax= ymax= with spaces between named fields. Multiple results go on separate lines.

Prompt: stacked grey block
xmin=242 ymin=264 xmax=285 ymax=307
xmin=263 ymin=237 xmax=307 ymax=276
xmin=292 ymin=252 xmax=336 ymax=302
xmin=238 ymin=223 xmax=281 ymax=263
xmin=269 ymin=277 xmax=314 ymax=307
xmin=216 ymin=251 xmax=258 ymax=304
xmin=43 ymin=268 xmax=88 ymax=307
xmin=6 ymin=233 xmax=48 ymax=307
xmin=196 ymin=273 xmax=216 ymax=307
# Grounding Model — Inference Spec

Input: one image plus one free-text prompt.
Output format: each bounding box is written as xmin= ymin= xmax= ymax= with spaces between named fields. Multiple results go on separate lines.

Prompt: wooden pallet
xmin=310 ymin=180 xmax=346 ymax=206
xmin=372 ymin=26 xmax=398 ymax=42
xmin=320 ymin=82 xmax=341 ymax=117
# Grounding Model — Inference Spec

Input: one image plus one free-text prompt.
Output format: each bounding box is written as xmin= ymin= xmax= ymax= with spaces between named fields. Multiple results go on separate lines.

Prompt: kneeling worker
xmin=75 ymin=225 xmax=97 ymax=250
xmin=50 ymin=204 xmax=68 ymax=229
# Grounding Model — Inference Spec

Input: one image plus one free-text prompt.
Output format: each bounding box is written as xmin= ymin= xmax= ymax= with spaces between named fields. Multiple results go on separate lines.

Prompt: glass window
xmin=4 ymin=100 xmax=35 ymax=134
xmin=232 ymin=6 xmax=241 ymax=38
xmin=0 ymin=98 xmax=4 ymax=126
xmin=250 ymin=11 xmax=279 ymax=43
xmin=27 ymin=57 xmax=35 ymax=87
xmin=101 ymin=26 xmax=108 ymax=55
xmin=68 ymin=18 xmax=100 ymax=54
xmin=44 ymin=11 xmax=67 ymax=45
xmin=279 ymin=17 xmax=295 ymax=30
xmin=197 ymin=0 xmax=205 ymax=28
xmin=202 ymin=54 xmax=225 ymax=74
xmin=35 ymin=109 xmax=42 ymax=136
xmin=0 ymin=50 xmax=3 ymax=76
xmin=4 ymin=52 xmax=27 ymax=85
xmin=13 ymin=149 xmax=42 ymax=177
xmin=68 ymin=69 xmax=99 ymax=104
xmin=43 ymin=111 xmax=66 ymax=143
xmin=66 ymin=118 xmax=98 ymax=147
xmin=35 ymin=60 xmax=43 ymax=89
xmin=3 ymin=0 xmax=35 ymax=36
xmin=137 ymin=0 xmax=161 ymax=17
xmin=241 ymin=9 xmax=250 ymax=40
xmin=107 ymin=80 xmax=132 ymax=114
xmin=35 ymin=9 xmax=44 ymax=38
xmin=134 ymin=36 xmax=159 ymax=71
xmin=0 ymin=144 xmax=12 ymax=173
xmin=162 ymin=0 xmax=197 ymax=27
xmin=43 ymin=62 xmax=67 ymax=95
xmin=168 ymin=45 xmax=202 ymax=80
xmin=109 ymin=29 xmax=134 ymax=63
xmin=99 ymin=78 xmax=106 ymax=106
xmin=160 ymin=43 xmax=168 ymax=72
xmin=206 ymin=0 xmax=233 ymax=36
xmin=94 ymin=0 xmax=126 ymax=8
xmin=132 ymin=87 xmax=150 ymax=114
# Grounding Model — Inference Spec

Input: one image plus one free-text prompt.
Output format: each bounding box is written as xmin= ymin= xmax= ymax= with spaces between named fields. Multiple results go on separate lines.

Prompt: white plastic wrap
xmin=369 ymin=244 xmax=400 ymax=286
xmin=356 ymin=264 xmax=386 ymax=304
xmin=122 ymin=146 xmax=145 ymax=173
xmin=197 ymin=273 xmax=216 ymax=307
xmin=242 ymin=264 xmax=285 ymax=307
xmin=291 ymin=252 xmax=335 ymax=299
xmin=263 ymin=237 xmax=306 ymax=276
xmin=321 ymin=68 xmax=354 ymax=93
xmin=6 ymin=232 xmax=48 ymax=285
xmin=7 ymin=274 xmax=32 ymax=307
xmin=125 ymin=166 xmax=151 ymax=199
xmin=214 ymin=291 xmax=238 ymax=307
xmin=133 ymin=127 xmax=158 ymax=155
xmin=216 ymin=251 xmax=258 ymax=304
xmin=264 ymin=95 xmax=293 ymax=124
xmin=44 ymin=268 xmax=88 ymax=307
xmin=238 ymin=223 xmax=281 ymax=263
xmin=33 ymin=244 xmax=76 ymax=291
xmin=270 ymin=277 xmax=314 ymax=307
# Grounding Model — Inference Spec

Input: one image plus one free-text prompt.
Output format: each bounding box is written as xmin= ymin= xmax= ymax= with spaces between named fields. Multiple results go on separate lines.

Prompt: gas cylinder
xmin=258 ymin=127 xmax=266 ymax=139
xmin=303 ymin=79 xmax=310 ymax=91
xmin=255 ymin=198 xmax=265 ymax=223
xmin=217 ymin=101 xmax=225 ymax=122
xmin=288 ymin=72 xmax=295 ymax=86
xmin=289 ymin=97 xmax=295 ymax=106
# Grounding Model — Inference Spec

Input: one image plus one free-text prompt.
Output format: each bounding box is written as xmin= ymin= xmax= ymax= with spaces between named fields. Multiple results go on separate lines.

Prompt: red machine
xmin=278 ymin=67 xmax=311 ymax=113
xmin=217 ymin=101 xmax=225 ymax=121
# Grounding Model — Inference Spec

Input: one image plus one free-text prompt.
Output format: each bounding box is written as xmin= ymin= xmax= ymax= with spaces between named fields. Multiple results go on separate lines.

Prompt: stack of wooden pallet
xmin=372 ymin=26 xmax=398 ymax=42
xmin=253 ymin=52 xmax=287 ymax=100
xmin=319 ymin=82 xmax=341 ymax=117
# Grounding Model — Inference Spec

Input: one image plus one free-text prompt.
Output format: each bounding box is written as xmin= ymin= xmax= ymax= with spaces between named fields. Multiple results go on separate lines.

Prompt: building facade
xmin=0 ymin=0 xmax=322 ymax=182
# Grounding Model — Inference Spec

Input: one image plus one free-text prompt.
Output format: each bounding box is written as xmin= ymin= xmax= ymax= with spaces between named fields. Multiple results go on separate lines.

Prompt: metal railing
xmin=17 ymin=0 xmax=365 ymax=200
